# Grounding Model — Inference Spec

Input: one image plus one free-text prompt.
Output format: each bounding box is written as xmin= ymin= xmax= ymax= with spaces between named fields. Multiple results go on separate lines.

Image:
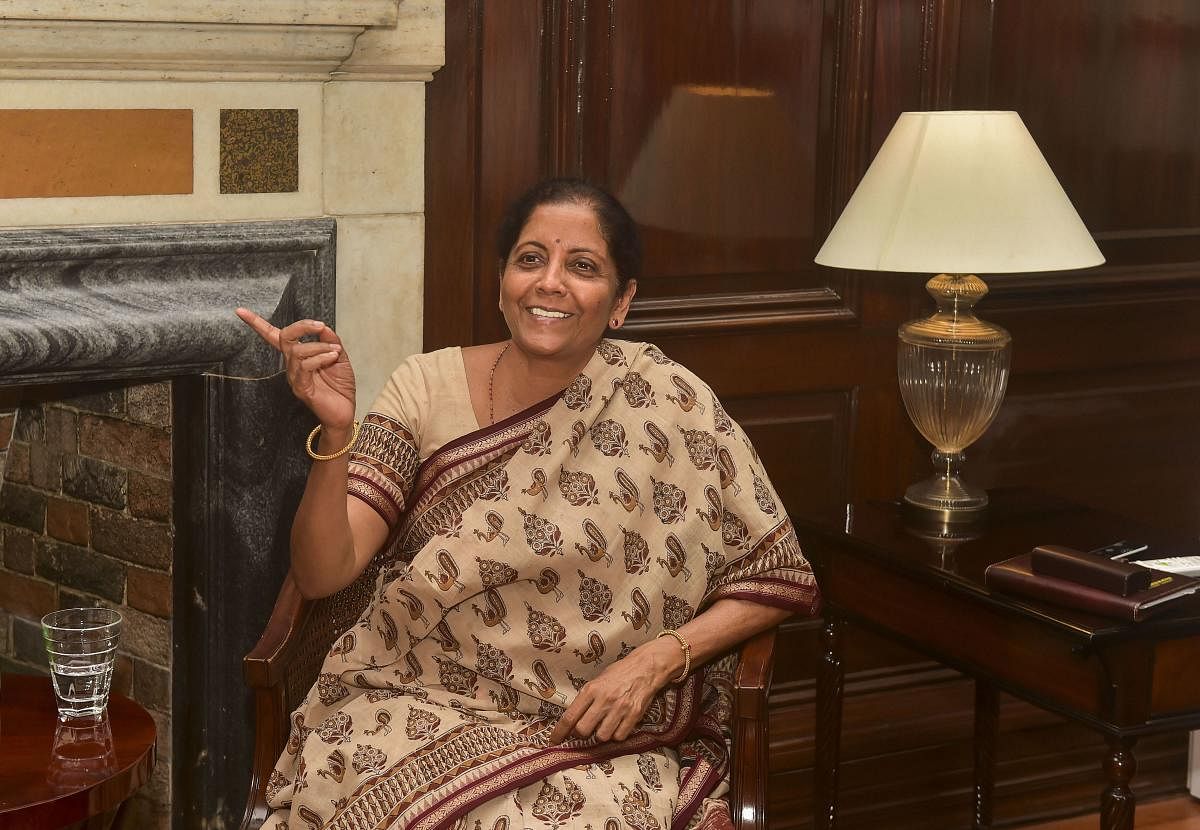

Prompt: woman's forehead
xmin=520 ymin=203 xmax=607 ymax=251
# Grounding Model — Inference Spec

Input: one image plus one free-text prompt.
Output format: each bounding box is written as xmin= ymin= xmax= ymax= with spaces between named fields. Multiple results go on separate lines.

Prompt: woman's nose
xmin=536 ymin=258 xmax=568 ymax=291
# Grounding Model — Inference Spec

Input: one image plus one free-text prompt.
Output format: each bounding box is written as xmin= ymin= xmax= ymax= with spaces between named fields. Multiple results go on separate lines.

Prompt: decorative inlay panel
xmin=0 ymin=109 xmax=192 ymax=199
xmin=220 ymin=108 xmax=299 ymax=194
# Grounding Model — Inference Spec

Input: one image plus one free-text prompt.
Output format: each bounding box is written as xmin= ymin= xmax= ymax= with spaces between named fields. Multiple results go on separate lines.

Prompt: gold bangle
xmin=656 ymin=628 xmax=691 ymax=683
xmin=305 ymin=421 xmax=360 ymax=461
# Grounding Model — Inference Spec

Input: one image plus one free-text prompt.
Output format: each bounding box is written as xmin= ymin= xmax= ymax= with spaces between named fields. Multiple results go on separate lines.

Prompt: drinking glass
xmin=41 ymin=607 xmax=122 ymax=721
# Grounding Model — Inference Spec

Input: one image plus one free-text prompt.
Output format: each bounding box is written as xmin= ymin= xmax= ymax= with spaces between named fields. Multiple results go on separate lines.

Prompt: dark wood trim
xmin=424 ymin=0 xmax=484 ymax=351
xmin=579 ymin=0 xmax=615 ymax=183
xmin=919 ymin=0 xmax=963 ymax=109
xmin=828 ymin=0 xmax=878 ymax=213
xmin=542 ymin=0 xmax=589 ymax=176
xmin=620 ymin=287 xmax=857 ymax=334
xmin=955 ymin=0 xmax=996 ymax=107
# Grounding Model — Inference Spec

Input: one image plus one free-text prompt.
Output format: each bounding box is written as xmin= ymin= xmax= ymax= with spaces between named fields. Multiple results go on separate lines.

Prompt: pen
xmin=1087 ymin=541 xmax=1150 ymax=560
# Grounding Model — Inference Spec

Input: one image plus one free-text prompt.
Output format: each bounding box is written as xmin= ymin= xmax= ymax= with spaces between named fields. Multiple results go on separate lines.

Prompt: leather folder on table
xmin=985 ymin=545 xmax=1200 ymax=623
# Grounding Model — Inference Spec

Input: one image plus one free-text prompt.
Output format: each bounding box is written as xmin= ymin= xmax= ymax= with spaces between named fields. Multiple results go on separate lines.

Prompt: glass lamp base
xmin=903 ymin=472 xmax=988 ymax=523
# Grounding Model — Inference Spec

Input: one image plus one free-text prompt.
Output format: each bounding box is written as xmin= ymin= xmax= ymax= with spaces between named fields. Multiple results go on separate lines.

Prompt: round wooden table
xmin=0 ymin=673 xmax=157 ymax=830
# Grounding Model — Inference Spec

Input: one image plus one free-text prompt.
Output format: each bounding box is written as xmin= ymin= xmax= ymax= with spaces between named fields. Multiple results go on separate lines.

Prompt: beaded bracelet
xmin=305 ymin=421 xmax=360 ymax=461
xmin=656 ymin=628 xmax=691 ymax=683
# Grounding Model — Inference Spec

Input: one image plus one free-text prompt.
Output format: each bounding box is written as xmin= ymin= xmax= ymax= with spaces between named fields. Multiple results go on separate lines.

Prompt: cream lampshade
xmin=815 ymin=110 xmax=1104 ymax=520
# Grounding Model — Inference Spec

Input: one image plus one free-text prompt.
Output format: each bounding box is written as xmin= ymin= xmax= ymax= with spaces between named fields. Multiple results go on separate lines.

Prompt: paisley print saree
xmin=262 ymin=340 xmax=820 ymax=830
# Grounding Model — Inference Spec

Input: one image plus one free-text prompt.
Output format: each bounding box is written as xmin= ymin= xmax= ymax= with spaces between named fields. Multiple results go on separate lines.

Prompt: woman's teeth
xmin=529 ymin=307 xmax=570 ymax=319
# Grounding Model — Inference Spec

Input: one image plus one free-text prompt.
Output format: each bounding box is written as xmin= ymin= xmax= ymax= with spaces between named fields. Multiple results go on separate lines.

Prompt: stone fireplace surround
xmin=0 ymin=219 xmax=335 ymax=827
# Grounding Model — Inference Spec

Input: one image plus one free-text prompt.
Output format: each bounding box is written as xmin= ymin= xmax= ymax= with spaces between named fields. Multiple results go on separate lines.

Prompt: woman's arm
xmin=548 ymin=597 xmax=790 ymax=744
xmin=289 ymin=436 xmax=390 ymax=598
xmin=236 ymin=308 xmax=389 ymax=599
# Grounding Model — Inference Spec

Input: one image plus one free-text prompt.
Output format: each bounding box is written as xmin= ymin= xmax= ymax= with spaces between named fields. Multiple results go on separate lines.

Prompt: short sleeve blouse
xmin=346 ymin=347 xmax=478 ymax=529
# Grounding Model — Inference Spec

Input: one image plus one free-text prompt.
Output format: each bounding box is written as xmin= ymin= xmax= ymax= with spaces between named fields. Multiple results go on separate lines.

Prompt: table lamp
xmin=815 ymin=111 xmax=1104 ymax=520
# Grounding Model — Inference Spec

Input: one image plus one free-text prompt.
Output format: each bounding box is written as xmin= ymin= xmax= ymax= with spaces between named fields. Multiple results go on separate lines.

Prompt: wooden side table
xmin=0 ymin=673 xmax=157 ymax=830
xmin=800 ymin=489 xmax=1200 ymax=830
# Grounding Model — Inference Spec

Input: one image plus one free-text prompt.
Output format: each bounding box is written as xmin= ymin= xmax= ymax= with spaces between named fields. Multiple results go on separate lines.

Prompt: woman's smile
xmin=526 ymin=305 xmax=573 ymax=320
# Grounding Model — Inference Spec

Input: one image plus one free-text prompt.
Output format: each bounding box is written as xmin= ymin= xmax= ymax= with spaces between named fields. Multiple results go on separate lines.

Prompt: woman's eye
xmin=572 ymin=260 xmax=595 ymax=273
xmin=519 ymin=253 xmax=541 ymax=266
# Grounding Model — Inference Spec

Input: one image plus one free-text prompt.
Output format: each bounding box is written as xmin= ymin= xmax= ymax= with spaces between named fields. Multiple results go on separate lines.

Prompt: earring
xmin=611 ymin=318 xmax=620 ymax=328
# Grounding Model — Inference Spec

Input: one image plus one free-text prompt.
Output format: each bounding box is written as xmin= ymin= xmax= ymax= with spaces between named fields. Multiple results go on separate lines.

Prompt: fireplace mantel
xmin=0 ymin=0 xmax=442 ymax=82
xmin=0 ymin=219 xmax=336 ymax=828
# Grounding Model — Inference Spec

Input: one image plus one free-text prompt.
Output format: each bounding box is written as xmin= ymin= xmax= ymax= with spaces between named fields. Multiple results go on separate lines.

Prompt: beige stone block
xmin=0 ymin=20 xmax=361 ymax=82
xmin=0 ymin=1 xmax=397 ymax=26
xmin=0 ymin=80 xmax=323 ymax=226
xmin=323 ymin=81 xmax=424 ymax=216
xmin=340 ymin=0 xmax=445 ymax=79
xmin=334 ymin=214 xmax=424 ymax=417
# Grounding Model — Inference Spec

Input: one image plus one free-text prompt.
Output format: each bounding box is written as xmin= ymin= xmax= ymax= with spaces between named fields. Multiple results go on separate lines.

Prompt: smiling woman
xmin=237 ymin=178 xmax=821 ymax=830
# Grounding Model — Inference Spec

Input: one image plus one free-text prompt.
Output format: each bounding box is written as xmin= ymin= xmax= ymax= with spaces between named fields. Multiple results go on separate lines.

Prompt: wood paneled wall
xmin=425 ymin=2 xmax=1200 ymax=827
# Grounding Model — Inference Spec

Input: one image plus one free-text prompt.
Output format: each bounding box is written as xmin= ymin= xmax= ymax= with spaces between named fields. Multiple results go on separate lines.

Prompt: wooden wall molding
xmin=827 ymin=0 xmax=878 ymax=217
xmin=988 ymin=261 xmax=1200 ymax=310
xmin=622 ymin=288 xmax=857 ymax=334
xmin=919 ymin=0 xmax=962 ymax=108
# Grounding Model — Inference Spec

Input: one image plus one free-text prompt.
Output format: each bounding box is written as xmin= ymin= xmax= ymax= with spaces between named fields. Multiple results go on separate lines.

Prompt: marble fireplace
xmin=0 ymin=219 xmax=335 ymax=827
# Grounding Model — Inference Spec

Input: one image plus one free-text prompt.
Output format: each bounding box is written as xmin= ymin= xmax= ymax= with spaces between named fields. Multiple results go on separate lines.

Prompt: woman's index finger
xmin=235 ymin=307 xmax=282 ymax=349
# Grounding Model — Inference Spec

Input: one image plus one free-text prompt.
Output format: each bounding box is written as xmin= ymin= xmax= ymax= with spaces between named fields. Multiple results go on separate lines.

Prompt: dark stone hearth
xmin=0 ymin=219 xmax=336 ymax=830
xmin=27 ymin=443 xmax=62 ymax=491
xmin=4 ymin=443 xmax=28 ymax=483
xmin=2 ymin=527 xmax=35 ymax=573
xmin=128 ymin=472 xmax=171 ymax=521
xmin=0 ymin=483 xmax=46 ymax=532
xmin=11 ymin=615 xmax=43 ymax=664
xmin=127 ymin=383 xmax=171 ymax=427
xmin=62 ymin=454 xmax=128 ymax=509
xmin=89 ymin=507 xmax=171 ymax=569
xmin=34 ymin=539 xmax=126 ymax=603
xmin=63 ymin=387 xmax=127 ymax=416
xmin=78 ymin=415 xmax=170 ymax=474
xmin=58 ymin=588 xmax=93 ymax=612
xmin=13 ymin=406 xmax=43 ymax=442
xmin=133 ymin=656 xmax=171 ymax=711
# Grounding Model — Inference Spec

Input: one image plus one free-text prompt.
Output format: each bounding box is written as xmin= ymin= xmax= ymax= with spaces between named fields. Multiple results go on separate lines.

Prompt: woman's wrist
xmin=642 ymin=635 xmax=687 ymax=687
xmin=306 ymin=421 xmax=359 ymax=462
xmin=318 ymin=423 xmax=355 ymax=450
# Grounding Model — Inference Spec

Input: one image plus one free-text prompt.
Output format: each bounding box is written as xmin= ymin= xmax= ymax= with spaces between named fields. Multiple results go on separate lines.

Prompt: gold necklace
xmin=488 ymin=342 xmax=510 ymax=424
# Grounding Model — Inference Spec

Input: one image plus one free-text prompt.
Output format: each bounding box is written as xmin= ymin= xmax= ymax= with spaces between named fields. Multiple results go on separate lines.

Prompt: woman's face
xmin=499 ymin=202 xmax=635 ymax=364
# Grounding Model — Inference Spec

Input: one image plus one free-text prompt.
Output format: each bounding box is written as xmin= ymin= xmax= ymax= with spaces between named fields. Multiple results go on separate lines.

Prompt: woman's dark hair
xmin=495 ymin=177 xmax=642 ymax=292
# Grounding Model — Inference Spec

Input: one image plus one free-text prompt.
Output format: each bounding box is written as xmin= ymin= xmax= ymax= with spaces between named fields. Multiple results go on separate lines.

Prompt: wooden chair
xmin=240 ymin=563 xmax=777 ymax=830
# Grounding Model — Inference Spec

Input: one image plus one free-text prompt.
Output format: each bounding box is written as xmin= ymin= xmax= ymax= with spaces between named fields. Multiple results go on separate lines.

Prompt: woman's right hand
xmin=236 ymin=308 xmax=357 ymax=430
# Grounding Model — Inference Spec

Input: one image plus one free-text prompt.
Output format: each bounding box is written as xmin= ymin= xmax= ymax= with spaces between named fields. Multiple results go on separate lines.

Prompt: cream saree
xmin=262 ymin=340 xmax=820 ymax=830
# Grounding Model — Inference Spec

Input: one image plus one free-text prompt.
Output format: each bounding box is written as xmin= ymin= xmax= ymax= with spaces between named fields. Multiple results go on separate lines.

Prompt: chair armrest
xmin=243 ymin=573 xmax=311 ymax=689
xmin=239 ymin=565 xmax=381 ymax=830
xmin=241 ymin=573 xmax=311 ymax=830
xmin=731 ymin=625 xmax=777 ymax=830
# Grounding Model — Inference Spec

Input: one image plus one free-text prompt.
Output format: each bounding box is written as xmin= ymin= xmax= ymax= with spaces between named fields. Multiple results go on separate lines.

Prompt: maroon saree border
xmin=408 ymin=674 xmax=706 ymax=830
xmin=406 ymin=390 xmax=563 ymax=509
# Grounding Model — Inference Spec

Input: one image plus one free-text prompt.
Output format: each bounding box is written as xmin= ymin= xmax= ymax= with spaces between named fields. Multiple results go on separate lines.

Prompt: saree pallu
xmin=262 ymin=340 xmax=820 ymax=830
